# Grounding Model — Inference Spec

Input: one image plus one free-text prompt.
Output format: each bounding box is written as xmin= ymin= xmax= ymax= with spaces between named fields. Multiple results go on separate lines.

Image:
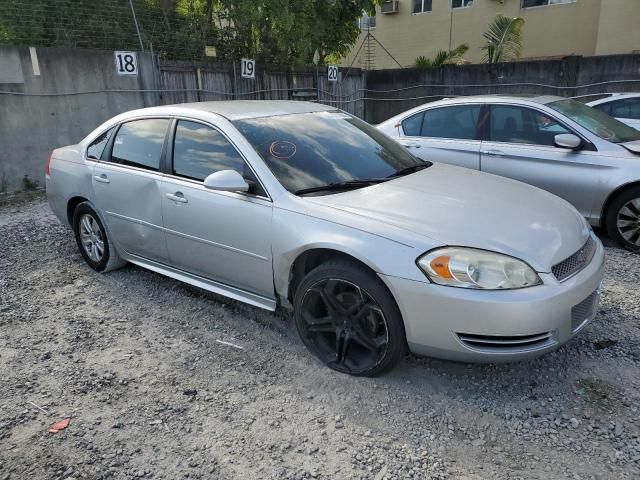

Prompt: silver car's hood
xmin=308 ymin=164 xmax=590 ymax=272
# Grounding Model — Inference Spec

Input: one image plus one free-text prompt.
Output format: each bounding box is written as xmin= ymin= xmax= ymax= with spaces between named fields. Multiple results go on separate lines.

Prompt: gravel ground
xmin=1 ymin=195 xmax=639 ymax=480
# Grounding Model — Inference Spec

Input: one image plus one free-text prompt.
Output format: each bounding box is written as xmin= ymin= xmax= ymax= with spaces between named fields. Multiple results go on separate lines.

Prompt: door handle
xmin=481 ymin=149 xmax=505 ymax=157
xmin=405 ymin=143 xmax=421 ymax=149
xmin=165 ymin=192 xmax=188 ymax=204
xmin=93 ymin=174 xmax=110 ymax=184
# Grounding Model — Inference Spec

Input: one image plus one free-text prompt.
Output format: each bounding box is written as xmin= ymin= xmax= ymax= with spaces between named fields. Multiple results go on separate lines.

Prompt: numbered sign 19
xmin=328 ymin=65 xmax=339 ymax=82
xmin=241 ymin=58 xmax=255 ymax=79
xmin=114 ymin=51 xmax=138 ymax=76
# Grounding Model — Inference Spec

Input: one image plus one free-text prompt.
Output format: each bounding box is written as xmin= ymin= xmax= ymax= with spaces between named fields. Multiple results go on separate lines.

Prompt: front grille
xmin=552 ymin=236 xmax=597 ymax=282
xmin=457 ymin=331 xmax=555 ymax=353
xmin=571 ymin=290 xmax=600 ymax=332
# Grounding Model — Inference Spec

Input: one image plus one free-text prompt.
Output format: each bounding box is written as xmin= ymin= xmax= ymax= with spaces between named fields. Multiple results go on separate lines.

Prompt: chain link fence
xmin=0 ymin=0 xmax=224 ymax=60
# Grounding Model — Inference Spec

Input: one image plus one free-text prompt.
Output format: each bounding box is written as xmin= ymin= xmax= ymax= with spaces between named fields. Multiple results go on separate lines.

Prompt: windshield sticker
xmin=269 ymin=141 xmax=297 ymax=159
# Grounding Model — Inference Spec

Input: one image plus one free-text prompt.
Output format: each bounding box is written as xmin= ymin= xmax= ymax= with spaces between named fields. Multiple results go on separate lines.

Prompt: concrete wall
xmin=343 ymin=0 xmax=640 ymax=70
xmin=0 ymin=46 xmax=156 ymax=192
xmin=364 ymin=53 xmax=640 ymax=124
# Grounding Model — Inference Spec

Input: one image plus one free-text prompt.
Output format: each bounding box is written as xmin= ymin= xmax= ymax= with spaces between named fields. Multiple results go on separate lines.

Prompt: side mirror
xmin=203 ymin=170 xmax=249 ymax=192
xmin=554 ymin=133 xmax=583 ymax=150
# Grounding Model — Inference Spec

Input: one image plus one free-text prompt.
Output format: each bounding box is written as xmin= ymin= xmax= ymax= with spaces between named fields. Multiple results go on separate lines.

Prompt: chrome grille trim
xmin=571 ymin=289 xmax=600 ymax=333
xmin=552 ymin=236 xmax=597 ymax=282
xmin=456 ymin=331 xmax=555 ymax=353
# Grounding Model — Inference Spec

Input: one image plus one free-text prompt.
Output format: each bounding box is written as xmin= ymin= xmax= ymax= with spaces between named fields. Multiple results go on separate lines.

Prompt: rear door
xmin=480 ymin=104 xmax=600 ymax=219
xmin=160 ymin=118 xmax=274 ymax=299
xmin=396 ymin=104 xmax=484 ymax=170
xmin=92 ymin=117 xmax=170 ymax=262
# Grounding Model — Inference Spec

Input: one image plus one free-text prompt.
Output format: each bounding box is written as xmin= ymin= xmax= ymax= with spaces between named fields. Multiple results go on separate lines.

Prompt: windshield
xmin=548 ymin=99 xmax=640 ymax=144
xmin=234 ymin=111 xmax=425 ymax=194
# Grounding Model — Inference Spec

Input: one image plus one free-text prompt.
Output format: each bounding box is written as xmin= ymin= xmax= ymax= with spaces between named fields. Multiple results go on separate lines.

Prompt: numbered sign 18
xmin=328 ymin=65 xmax=339 ymax=82
xmin=114 ymin=51 xmax=138 ymax=76
xmin=241 ymin=58 xmax=255 ymax=79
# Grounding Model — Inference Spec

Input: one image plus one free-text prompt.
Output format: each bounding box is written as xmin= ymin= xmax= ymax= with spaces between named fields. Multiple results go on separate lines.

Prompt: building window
xmin=451 ymin=0 xmax=473 ymax=8
xmin=358 ymin=11 xmax=376 ymax=29
xmin=413 ymin=0 xmax=433 ymax=14
xmin=522 ymin=0 xmax=575 ymax=8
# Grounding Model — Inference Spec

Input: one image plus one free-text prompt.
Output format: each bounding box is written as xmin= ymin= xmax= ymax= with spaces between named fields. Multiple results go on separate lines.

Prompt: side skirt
xmin=125 ymin=253 xmax=277 ymax=311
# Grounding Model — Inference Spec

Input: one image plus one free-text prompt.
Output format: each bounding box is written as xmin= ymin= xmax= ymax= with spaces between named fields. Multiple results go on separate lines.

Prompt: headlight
xmin=417 ymin=247 xmax=541 ymax=290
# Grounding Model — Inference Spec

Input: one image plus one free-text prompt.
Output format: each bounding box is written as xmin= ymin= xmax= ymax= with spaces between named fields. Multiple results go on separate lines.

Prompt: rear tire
xmin=293 ymin=259 xmax=406 ymax=376
xmin=605 ymin=187 xmax=640 ymax=252
xmin=72 ymin=202 xmax=126 ymax=272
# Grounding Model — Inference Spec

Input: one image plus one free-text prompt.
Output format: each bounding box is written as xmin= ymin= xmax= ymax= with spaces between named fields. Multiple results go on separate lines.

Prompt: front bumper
xmin=381 ymin=235 xmax=605 ymax=362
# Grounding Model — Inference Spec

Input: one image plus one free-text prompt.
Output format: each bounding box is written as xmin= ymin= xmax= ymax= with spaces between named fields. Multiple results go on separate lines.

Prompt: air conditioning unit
xmin=381 ymin=0 xmax=399 ymax=14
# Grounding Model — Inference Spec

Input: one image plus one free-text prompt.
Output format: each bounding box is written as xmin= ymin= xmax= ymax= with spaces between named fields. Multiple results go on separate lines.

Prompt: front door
xmin=92 ymin=118 xmax=171 ymax=262
xmin=160 ymin=119 xmax=274 ymax=299
xmin=480 ymin=104 xmax=600 ymax=219
xmin=396 ymin=104 xmax=483 ymax=170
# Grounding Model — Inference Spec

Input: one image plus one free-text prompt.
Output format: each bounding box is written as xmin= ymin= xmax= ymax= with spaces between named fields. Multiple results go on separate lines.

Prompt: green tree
xmin=214 ymin=0 xmax=383 ymax=65
xmin=481 ymin=14 xmax=525 ymax=64
xmin=0 ymin=0 xmax=382 ymax=64
xmin=414 ymin=44 xmax=469 ymax=68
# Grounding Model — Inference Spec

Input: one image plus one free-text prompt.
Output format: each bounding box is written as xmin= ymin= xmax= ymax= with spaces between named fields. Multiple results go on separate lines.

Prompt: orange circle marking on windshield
xmin=269 ymin=141 xmax=297 ymax=159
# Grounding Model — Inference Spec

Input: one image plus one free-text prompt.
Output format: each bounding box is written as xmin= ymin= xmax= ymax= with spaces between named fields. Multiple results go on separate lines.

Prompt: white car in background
xmin=377 ymin=95 xmax=640 ymax=252
xmin=577 ymin=93 xmax=640 ymax=130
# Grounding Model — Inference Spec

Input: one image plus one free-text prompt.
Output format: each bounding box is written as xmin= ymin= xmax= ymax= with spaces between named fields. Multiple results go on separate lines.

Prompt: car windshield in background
xmin=548 ymin=99 xmax=640 ymax=144
xmin=234 ymin=111 xmax=426 ymax=194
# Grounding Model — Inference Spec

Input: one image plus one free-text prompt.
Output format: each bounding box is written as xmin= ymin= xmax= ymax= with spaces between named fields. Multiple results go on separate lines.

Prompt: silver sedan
xmin=46 ymin=101 xmax=604 ymax=375
xmin=377 ymin=95 xmax=640 ymax=252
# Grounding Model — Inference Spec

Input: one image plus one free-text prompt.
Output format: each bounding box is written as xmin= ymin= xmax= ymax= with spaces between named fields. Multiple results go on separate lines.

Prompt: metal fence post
xmin=128 ymin=0 xmax=144 ymax=52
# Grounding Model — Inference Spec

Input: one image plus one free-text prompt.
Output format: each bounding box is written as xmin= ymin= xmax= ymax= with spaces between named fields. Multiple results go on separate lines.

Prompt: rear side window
xmin=111 ymin=119 xmax=169 ymax=171
xmin=172 ymin=120 xmax=246 ymax=180
xmin=87 ymin=128 xmax=114 ymax=160
xmin=401 ymin=112 xmax=424 ymax=136
xmin=420 ymin=105 xmax=481 ymax=140
xmin=608 ymin=98 xmax=640 ymax=120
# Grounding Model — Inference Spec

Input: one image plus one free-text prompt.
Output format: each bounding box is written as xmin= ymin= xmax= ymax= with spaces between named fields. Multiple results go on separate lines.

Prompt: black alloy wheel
xmin=294 ymin=260 xmax=406 ymax=376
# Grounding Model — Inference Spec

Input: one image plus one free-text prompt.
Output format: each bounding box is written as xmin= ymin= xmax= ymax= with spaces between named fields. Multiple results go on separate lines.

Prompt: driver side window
xmin=172 ymin=120 xmax=266 ymax=196
xmin=489 ymin=105 xmax=571 ymax=147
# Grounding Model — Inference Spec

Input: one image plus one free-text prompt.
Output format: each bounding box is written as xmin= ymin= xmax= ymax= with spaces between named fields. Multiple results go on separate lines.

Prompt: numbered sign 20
xmin=328 ymin=65 xmax=339 ymax=82
xmin=241 ymin=58 xmax=255 ymax=79
xmin=114 ymin=51 xmax=138 ymax=76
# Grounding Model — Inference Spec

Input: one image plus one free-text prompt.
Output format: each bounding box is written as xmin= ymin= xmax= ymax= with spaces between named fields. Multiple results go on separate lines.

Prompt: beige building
xmin=342 ymin=0 xmax=640 ymax=69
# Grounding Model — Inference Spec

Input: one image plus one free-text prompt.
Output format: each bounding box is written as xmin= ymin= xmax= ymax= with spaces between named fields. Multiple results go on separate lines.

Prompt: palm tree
xmin=414 ymin=44 xmax=469 ymax=68
xmin=481 ymin=15 xmax=525 ymax=64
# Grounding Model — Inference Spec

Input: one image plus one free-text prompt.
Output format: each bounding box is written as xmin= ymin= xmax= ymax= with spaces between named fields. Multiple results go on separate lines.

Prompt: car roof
xmin=378 ymin=95 xmax=566 ymax=125
xmin=585 ymin=92 xmax=640 ymax=105
xmin=119 ymin=100 xmax=336 ymax=121
xmin=437 ymin=94 xmax=565 ymax=105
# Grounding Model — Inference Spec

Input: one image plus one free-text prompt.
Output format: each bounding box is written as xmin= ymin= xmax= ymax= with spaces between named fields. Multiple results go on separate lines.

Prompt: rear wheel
xmin=293 ymin=259 xmax=406 ymax=376
xmin=72 ymin=202 xmax=126 ymax=272
xmin=606 ymin=187 xmax=640 ymax=252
